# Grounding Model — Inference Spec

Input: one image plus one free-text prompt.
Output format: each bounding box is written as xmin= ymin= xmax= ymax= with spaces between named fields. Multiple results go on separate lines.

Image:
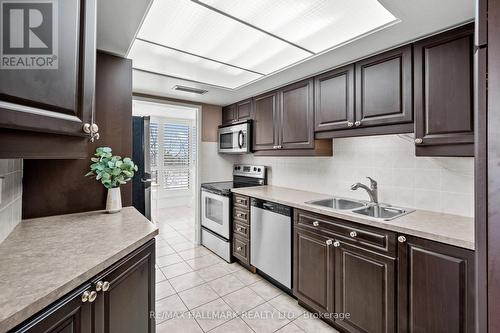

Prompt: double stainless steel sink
xmin=305 ymin=197 xmax=414 ymax=221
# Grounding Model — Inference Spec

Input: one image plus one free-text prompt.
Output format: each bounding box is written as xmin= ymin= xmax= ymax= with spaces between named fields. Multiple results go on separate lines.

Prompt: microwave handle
xmin=238 ymin=130 xmax=244 ymax=148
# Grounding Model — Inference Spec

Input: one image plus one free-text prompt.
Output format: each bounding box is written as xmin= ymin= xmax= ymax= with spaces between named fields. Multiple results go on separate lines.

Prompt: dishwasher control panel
xmin=251 ymin=198 xmax=292 ymax=217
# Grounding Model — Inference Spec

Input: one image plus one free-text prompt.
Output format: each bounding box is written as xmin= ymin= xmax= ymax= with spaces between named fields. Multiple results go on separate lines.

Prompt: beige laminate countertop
xmin=0 ymin=207 xmax=158 ymax=332
xmin=231 ymin=185 xmax=474 ymax=250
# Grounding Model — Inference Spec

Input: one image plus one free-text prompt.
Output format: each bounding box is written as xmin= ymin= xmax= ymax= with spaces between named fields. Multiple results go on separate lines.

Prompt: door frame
xmin=133 ymin=95 xmax=202 ymax=245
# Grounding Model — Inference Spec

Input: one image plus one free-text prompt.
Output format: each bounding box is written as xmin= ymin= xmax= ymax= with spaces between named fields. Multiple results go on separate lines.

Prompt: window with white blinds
xmin=149 ymin=118 xmax=196 ymax=191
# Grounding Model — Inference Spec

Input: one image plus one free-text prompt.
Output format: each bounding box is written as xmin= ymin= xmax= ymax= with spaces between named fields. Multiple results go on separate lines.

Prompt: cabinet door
xmin=414 ymin=24 xmax=474 ymax=155
xmin=237 ymin=99 xmax=252 ymax=121
xmin=94 ymin=240 xmax=155 ymax=333
xmin=12 ymin=285 xmax=93 ymax=333
xmin=315 ymin=65 xmax=355 ymax=132
xmin=279 ymin=79 xmax=314 ymax=149
xmin=334 ymin=241 xmax=396 ymax=333
xmin=355 ymin=46 xmax=413 ymax=128
xmin=0 ymin=0 xmax=96 ymax=137
xmin=253 ymin=91 xmax=278 ymax=150
xmin=222 ymin=104 xmax=236 ymax=124
xmin=293 ymin=227 xmax=334 ymax=314
xmin=398 ymin=235 xmax=475 ymax=333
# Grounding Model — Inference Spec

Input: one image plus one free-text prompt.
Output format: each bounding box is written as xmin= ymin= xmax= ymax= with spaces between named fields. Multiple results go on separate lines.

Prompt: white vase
xmin=106 ymin=187 xmax=122 ymax=213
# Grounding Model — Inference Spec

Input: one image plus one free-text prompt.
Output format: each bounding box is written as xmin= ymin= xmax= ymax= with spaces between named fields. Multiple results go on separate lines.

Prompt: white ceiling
xmin=97 ymin=0 xmax=474 ymax=106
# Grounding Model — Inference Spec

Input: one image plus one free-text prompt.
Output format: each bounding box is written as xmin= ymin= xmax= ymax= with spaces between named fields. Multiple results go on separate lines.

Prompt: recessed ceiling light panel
xmin=129 ymin=39 xmax=262 ymax=89
xmin=136 ymin=0 xmax=311 ymax=75
xmin=196 ymin=0 xmax=398 ymax=53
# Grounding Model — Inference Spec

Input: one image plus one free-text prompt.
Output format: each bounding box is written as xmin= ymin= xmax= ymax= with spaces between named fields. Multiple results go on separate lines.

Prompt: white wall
xmin=234 ymin=134 xmax=474 ymax=217
xmin=0 ymin=159 xmax=23 ymax=243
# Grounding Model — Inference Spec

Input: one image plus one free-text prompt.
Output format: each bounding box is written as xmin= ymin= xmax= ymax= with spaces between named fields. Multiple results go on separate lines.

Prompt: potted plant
xmin=86 ymin=147 xmax=138 ymax=213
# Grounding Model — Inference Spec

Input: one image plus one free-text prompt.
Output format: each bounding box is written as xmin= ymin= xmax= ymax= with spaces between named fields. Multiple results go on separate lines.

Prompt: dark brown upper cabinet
xmin=334 ymin=241 xmax=396 ymax=333
xmin=398 ymin=235 xmax=475 ymax=333
xmin=355 ymin=45 xmax=413 ymax=128
xmin=253 ymin=91 xmax=279 ymax=151
xmin=252 ymin=80 xmax=332 ymax=156
xmin=222 ymin=104 xmax=237 ymax=124
xmin=315 ymin=45 xmax=413 ymax=139
xmin=222 ymin=99 xmax=253 ymax=125
xmin=236 ymin=99 xmax=252 ymax=121
xmin=314 ymin=65 xmax=355 ymax=132
xmin=0 ymin=0 xmax=96 ymax=138
xmin=414 ymin=24 xmax=474 ymax=157
xmin=279 ymin=79 xmax=315 ymax=149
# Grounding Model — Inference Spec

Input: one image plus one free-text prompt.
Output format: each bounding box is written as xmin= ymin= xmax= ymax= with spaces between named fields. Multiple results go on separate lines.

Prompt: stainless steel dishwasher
xmin=250 ymin=198 xmax=292 ymax=289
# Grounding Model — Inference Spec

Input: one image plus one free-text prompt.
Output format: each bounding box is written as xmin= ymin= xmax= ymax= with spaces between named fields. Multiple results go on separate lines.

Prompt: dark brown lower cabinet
xmin=293 ymin=227 xmax=334 ymax=315
xmin=13 ymin=284 xmax=94 ymax=333
xmin=398 ymin=235 xmax=475 ymax=333
xmin=293 ymin=209 xmax=475 ymax=333
xmin=11 ymin=240 xmax=155 ymax=333
xmin=334 ymin=241 xmax=396 ymax=333
xmin=93 ymin=240 xmax=156 ymax=333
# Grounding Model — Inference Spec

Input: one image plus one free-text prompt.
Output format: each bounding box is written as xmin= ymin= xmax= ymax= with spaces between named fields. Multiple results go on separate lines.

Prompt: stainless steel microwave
xmin=218 ymin=120 xmax=251 ymax=154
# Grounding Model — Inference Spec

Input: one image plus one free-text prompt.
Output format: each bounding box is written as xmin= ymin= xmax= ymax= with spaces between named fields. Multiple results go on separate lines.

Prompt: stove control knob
xmin=253 ymin=167 xmax=257 ymax=171
xmin=257 ymin=168 xmax=261 ymax=172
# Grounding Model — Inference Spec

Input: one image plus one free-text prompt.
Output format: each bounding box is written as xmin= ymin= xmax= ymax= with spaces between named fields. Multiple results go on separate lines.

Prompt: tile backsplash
xmin=235 ymin=134 xmax=474 ymax=217
xmin=200 ymin=142 xmax=238 ymax=183
xmin=0 ymin=159 xmax=23 ymax=243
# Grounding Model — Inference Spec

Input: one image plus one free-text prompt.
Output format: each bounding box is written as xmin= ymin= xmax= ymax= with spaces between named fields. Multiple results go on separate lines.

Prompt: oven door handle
xmin=237 ymin=130 xmax=244 ymax=149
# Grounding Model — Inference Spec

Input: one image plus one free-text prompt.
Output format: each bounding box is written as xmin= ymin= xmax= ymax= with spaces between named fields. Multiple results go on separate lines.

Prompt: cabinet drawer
xmin=233 ymin=207 xmax=249 ymax=222
xmin=232 ymin=235 xmax=249 ymax=264
xmin=233 ymin=220 xmax=249 ymax=239
xmin=295 ymin=209 xmax=396 ymax=256
xmin=233 ymin=194 xmax=250 ymax=209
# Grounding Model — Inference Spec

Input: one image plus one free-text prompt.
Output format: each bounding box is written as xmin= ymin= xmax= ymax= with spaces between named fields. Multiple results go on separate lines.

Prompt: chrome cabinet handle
xmin=82 ymin=123 xmax=100 ymax=142
xmin=237 ymin=246 xmax=242 ymax=251
xmin=102 ymin=281 xmax=110 ymax=292
xmin=350 ymin=231 xmax=357 ymax=238
xmin=347 ymin=121 xmax=354 ymax=127
xmin=333 ymin=241 xmax=341 ymax=247
xmin=83 ymin=123 xmax=91 ymax=134
xmin=236 ymin=226 xmax=242 ymax=231
xmin=312 ymin=221 xmax=319 ymax=227
xmin=82 ymin=291 xmax=90 ymax=303
xmin=88 ymin=291 xmax=97 ymax=303
xmin=414 ymin=138 xmax=423 ymax=144
xmin=326 ymin=239 xmax=333 ymax=246
xmin=398 ymin=235 xmax=407 ymax=243
xmin=354 ymin=121 xmax=361 ymax=127
xmin=95 ymin=281 xmax=103 ymax=291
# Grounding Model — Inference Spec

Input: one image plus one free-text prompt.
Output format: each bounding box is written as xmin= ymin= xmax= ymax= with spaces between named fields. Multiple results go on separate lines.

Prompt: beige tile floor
xmin=154 ymin=206 xmax=339 ymax=333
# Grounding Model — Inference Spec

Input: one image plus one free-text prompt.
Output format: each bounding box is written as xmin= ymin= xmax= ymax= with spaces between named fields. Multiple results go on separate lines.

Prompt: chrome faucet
xmin=351 ymin=177 xmax=378 ymax=204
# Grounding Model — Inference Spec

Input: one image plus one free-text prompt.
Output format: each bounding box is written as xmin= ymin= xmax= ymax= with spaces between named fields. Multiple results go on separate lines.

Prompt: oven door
xmin=218 ymin=122 xmax=250 ymax=154
xmin=201 ymin=190 xmax=230 ymax=239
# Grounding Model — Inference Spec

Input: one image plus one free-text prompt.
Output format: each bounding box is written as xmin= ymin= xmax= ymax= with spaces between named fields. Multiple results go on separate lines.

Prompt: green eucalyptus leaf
xmin=87 ymin=148 xmax=138 ymax=189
